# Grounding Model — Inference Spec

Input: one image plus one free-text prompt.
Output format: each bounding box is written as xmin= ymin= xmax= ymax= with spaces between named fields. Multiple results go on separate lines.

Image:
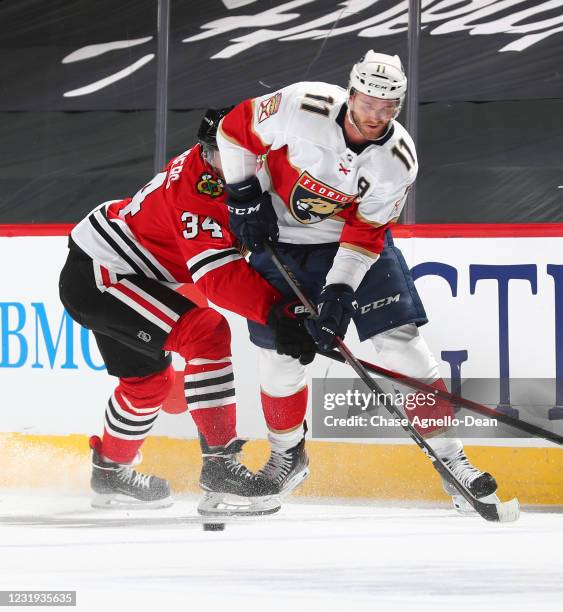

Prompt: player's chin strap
xmin=264 ymin=241 xmax=521 ymax=523
xmin=345 ymin=105 xmax=363 ymax=136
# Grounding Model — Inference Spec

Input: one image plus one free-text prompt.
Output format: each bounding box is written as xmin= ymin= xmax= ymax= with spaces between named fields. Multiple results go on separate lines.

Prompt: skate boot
xmin=89 ymin=436 xmax=173 ymax=509
xmin=257 ymin=421 xmax=309 ymax=496
xmin=198 ymin=438 xmax=281 ymax=516
xmin=440 ymin=448 xmax=499 ymax=514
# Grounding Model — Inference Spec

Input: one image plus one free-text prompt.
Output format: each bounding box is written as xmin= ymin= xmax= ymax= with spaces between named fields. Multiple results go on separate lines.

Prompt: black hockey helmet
xmin=197 ymin=106 xmax=234 ymax=151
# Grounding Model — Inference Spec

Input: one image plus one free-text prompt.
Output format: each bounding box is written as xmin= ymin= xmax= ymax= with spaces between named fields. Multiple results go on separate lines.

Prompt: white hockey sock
xmin=268 ymin=424 xmax=304 ymax=451
xmin=430 ymin=437 xmax=463 ymax=460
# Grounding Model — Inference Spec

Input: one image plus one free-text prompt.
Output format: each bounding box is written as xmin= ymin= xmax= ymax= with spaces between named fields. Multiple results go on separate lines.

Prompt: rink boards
xmin=0 ymin=226 xmax=561 ymax=505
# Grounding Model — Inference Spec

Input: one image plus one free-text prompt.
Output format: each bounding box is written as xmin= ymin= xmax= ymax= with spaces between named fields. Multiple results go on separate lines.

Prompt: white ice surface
xmin=0 ymin=491 xmax=561 ymax=612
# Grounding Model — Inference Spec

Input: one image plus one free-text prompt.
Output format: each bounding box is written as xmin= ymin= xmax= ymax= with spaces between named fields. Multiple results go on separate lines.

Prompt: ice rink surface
xmin=0 ymin=491 xmax=561 ymax=612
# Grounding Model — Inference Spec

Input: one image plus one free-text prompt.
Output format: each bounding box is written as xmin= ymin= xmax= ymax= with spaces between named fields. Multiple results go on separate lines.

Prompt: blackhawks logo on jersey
xmin=196 ymin=173 xmax=224 ymax=198
xmin=289 ymin=172 xmax=357 ymax=224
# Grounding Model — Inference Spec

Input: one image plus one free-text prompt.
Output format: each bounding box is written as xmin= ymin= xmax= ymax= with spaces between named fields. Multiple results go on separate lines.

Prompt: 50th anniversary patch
xmin=258 ymin=92 xmax=282 ymax=123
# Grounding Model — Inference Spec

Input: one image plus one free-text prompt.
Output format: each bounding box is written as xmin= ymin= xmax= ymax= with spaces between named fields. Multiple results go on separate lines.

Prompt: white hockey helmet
xmin=349 ymin=51 xmax=407 ymax=116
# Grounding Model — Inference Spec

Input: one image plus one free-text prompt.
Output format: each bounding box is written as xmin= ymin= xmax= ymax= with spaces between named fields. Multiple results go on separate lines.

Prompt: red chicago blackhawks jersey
xmin=71 ymin=145 xmax=280 ymax=324
xmin=217 ymin=81 xmax=418 ymax=258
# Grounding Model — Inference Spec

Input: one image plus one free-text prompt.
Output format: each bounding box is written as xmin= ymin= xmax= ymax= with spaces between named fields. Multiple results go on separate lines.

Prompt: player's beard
xmin=349 ymin=109 xmax=388 ymax=140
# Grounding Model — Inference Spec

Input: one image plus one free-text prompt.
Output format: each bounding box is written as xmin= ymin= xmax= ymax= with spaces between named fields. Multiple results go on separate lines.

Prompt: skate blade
xmin=280 ymin=467 xmax=310 ymax=497
xmin=197 ymin=492 xmax=281 ymax=517
xmin=91 ymin=493 xmax=174 ymax=510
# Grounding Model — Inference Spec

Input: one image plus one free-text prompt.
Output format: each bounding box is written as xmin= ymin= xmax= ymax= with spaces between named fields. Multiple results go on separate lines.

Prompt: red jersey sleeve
xmin=339 ymin=206 xmax=389 ymax=257
xmin=162 ymin=145 xmax=282 ymax=324
xmin=171 ymin=209 xmax=281 ymax=324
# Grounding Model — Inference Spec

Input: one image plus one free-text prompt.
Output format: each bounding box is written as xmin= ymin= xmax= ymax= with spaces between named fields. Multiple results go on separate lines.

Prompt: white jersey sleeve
xmin=217 ymin=82 xmax=331 ymax=183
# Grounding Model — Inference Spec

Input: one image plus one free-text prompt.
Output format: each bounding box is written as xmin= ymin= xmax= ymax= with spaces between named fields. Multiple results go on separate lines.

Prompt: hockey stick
xmin=319 ymin=351 xmax=563 ymax=447
xmin=264 ymin=242 xmax=520 ymax=523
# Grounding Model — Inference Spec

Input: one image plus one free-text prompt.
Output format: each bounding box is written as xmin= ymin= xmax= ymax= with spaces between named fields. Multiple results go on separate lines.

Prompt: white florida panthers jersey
xmin=217 ymin=81 xmax=418 ymax=260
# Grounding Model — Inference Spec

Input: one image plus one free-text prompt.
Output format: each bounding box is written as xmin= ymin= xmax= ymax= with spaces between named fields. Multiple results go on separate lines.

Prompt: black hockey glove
xmin=268 ymin=300 xmax=316 ymax=365
xmin=226 ymin=176 xmax=279 ymax=253
xmin=305 ymin=284 xmax=358 ymax=352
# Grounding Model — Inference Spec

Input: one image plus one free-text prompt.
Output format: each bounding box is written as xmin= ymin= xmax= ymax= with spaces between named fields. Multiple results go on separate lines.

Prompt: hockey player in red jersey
xmin=59 ymin=108 xmax=314 ymax=516
xmin=217 ymin=51 xmax=501 ymax=513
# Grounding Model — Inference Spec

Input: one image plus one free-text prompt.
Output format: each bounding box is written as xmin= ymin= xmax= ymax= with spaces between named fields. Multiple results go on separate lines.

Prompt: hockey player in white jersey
xmin=217 ymin=51 xmax=500 ymax=513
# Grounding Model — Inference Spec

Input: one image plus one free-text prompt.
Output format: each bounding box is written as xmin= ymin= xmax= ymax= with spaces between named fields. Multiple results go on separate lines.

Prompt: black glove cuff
xmin=226 ymin=176 xmax=262 ymax=204
xmin=267 ymin=303 xmax=279 ymax=328
xmin=325 ymin=283 xmax=354 ymax=296
xmin=319 ymin=284 xmax=355 ymax=305
xmin=267 ymin=301 xmax=291 ymax=328
xmin=268 ymin=300 xmax=310 ymax=327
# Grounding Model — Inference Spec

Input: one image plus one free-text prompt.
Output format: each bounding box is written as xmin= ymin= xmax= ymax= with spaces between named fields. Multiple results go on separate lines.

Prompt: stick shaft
xmin=264 ymin=243 xmax=514 ymax=521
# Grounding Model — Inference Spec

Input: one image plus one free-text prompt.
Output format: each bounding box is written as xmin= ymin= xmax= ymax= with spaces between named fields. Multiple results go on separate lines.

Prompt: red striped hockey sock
xmin=184 ymin=359 xmax=237 ymax=447
xmin=101 ymin=366 xmax=174 ymax=463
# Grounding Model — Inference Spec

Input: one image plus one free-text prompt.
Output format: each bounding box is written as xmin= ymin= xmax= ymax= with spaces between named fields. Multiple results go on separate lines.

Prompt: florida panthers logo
xmin=289 ymin=172 xmax=358 ymax=224
xmin=196 ymin=173 xmax=224 ymax=198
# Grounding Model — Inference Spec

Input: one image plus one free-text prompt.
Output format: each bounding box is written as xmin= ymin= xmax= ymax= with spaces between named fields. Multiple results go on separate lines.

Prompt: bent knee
xmin=258 ymin=348 xmax=307 ymax=397
xmin=165 ymin=307 xmax=231 ymax=361
xmin=119 ymin=364 xmax=175 ymax=407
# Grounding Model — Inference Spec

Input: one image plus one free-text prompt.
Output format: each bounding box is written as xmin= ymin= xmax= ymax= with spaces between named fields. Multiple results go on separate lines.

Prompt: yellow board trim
xmin=1 ymin=434 xmax=561 ymax=505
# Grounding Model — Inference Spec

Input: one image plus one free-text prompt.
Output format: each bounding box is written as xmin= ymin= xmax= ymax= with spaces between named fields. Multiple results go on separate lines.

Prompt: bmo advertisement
xmin=2 ymin=226 xmax=561 ymax=439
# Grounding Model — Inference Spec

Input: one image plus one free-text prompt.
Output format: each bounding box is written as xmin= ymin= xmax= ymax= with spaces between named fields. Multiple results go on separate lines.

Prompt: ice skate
xmin=257 ymin=422 xmax=309 ymax=496
xmin=198 ymin=438 xmax=281 ymax=516
xmin=89 ymin=436 xmax=173 ymax=509
xmin=440 ymin=448 xmax=499 ymax=514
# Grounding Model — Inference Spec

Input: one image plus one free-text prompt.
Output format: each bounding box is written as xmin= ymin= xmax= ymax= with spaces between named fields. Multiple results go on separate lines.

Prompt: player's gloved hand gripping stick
xmin=264 ymin=242 xmax=521 ymax=523
xmin=305 ymin=284 xmax=358 ymax=352
xmin=226 ymin=176 xmax=279 ymax=253
xmin=268 ymin=300 xmax=316 ymax=365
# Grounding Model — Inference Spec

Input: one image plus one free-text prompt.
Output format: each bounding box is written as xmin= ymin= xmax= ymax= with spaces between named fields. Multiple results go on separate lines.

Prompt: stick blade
xmin=477 ymin=496 xmax=520 ymax=523
xmin=496 ymin=497 xmax=521 ymax=523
